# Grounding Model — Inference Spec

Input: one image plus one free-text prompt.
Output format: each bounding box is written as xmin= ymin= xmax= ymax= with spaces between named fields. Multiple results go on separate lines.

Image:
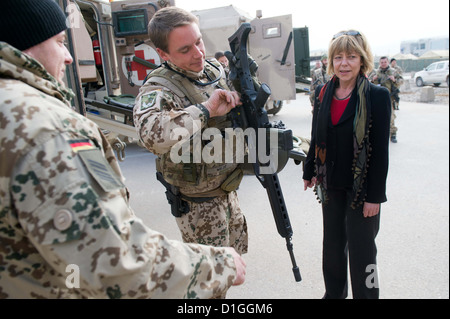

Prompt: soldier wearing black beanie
xmin=0 ymin=0 xmax=68 ymax=51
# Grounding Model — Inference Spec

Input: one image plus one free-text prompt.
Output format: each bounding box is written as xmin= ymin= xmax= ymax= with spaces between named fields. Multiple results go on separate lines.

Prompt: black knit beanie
xmin=0 ymin=0 xmax=68 ymax=51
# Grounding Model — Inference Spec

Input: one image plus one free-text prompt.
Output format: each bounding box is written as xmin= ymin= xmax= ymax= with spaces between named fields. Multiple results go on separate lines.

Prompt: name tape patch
xmin=70 ymin=139 xmax=125 ymax=192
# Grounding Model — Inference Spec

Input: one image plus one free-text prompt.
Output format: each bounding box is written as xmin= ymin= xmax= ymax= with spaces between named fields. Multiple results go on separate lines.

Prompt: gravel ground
xmin=399 ymin=73 xmax=449 ymax=105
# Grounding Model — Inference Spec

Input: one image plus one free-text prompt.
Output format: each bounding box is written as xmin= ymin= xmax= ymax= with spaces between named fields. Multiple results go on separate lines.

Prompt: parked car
xmin=414 ymin=60 xmax=449 ymax=87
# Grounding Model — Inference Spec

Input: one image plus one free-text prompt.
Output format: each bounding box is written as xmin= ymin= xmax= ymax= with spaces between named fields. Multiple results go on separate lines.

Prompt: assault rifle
xmin=225 ymin=23 xmax=305 ymax=282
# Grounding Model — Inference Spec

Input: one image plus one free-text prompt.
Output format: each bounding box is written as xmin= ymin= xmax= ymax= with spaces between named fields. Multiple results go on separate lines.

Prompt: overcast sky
xmin=175 ymin=0 xmax=449 ymax=56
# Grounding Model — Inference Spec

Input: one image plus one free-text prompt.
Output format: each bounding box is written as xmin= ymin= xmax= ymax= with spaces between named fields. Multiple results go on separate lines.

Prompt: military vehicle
xmin=58 ymin=0 xmax=310 ymax=160
xmin=192 ymin=5 xmax=310 ymax=114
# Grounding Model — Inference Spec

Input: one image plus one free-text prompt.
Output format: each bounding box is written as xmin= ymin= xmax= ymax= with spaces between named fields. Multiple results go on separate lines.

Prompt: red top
xmin=331 ymin=97 xmax=350 ymax=125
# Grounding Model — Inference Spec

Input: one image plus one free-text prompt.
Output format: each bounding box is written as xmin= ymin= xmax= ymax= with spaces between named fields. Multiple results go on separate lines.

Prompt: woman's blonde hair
xmin=148 ymin=7 xmax=199 ymax=53
xmin=327 ymin=30 xmax=374 ymax=76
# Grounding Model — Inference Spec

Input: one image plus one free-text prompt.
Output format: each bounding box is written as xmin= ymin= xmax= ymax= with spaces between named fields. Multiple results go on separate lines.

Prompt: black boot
xmin=391 ymin=134 xmax=398 ymax=143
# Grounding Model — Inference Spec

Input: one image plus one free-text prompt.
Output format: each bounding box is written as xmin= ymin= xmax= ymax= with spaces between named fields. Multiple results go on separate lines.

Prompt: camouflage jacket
xmin=393 ymin=65 xmax=404 ymax=76
xmin=311 ymin=66 xmax=331 ymax=88
xmin=373 ymin=66 xmax=400 ymax=93
xmin=310 ymin=67 xmax=331 ymax=105
xmin=392 ymin=65 xmax=404 ymax=86
xmin=134 ymin=61 xmax=240 ymax=197
xmin=0 ymin=42 xmax=236 ymax=299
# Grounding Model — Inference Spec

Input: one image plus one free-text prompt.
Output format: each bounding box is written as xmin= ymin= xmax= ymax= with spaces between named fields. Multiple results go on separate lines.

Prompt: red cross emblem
xmin=131 ymin=50 xmax=155 ymax=81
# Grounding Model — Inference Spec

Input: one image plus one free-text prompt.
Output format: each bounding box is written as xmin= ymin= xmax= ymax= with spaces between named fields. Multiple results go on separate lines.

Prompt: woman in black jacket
xmin=303 ymin=30 xmax=391 ymax=299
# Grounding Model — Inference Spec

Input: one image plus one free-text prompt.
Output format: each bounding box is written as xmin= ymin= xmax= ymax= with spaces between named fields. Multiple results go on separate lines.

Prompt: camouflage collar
xmin=0 ymin=42 xmax=74 ymax=104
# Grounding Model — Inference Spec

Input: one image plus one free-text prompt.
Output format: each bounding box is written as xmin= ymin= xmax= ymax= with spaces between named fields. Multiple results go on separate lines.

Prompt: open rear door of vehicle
xmin=250 ymin=15 xmax=296 ymax=101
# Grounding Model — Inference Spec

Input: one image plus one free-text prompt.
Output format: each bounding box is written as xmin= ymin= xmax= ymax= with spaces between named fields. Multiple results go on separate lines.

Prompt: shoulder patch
xmin=140 ymin=91 xmax=159 ymax=111
xmin=77 ymin=148 xmax=125 ymax=192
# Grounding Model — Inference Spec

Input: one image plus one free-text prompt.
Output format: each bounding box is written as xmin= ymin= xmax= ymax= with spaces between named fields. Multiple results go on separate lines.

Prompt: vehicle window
xmin=427 ymin=63 xmax=437 ymax=71
xmin=436 ymin=62 xmax=445 ymax=70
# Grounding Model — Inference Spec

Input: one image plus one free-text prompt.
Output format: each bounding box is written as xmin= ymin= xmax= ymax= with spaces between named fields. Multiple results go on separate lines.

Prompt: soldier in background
xmin=390 ymin=58 xmax=404 ymax=110
xmin=372 ymin=56 xmax=402 ymax=143
xmin=134 ymin=7 xmax=249 ymax=265
xmin=215 ymin=51 xmax=235 ymax=91
xmin=310 ymin=54 xmax=331 ymax=108
xmin=0 ymin=0 xmax=246 ymax=299
xmin=215 ymin=51 xmax=229 ymax=69
xmin=311 ymin=60 xmax=322 ymax=74
xmin=390 ymin=58 xmax=404 ymax=76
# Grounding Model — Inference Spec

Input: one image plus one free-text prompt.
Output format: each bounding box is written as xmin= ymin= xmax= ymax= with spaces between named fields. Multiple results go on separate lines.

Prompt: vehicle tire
xmin=416 ymin=77 xmax=424 ymax=87
xmin=433 ymin=83 xmax=441 ymax=87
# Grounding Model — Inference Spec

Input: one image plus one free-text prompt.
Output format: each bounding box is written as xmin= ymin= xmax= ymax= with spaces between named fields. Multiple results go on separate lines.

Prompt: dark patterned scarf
xmin=314 ymin=74 xmax=372 ymax=208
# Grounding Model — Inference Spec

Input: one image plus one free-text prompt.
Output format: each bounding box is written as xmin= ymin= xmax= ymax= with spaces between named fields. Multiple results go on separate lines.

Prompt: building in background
xmin=401 ymin=37 xmax=449 ymax=57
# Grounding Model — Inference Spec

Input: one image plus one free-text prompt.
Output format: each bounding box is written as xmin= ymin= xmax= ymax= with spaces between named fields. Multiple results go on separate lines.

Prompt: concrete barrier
xmin=419 ymin=87 xmax=435 ymax=103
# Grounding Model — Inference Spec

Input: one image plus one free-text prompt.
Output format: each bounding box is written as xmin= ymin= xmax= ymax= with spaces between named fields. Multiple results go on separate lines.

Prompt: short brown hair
xmin=149 ymin=7 xmax=198 ymax=53
xmin=327 ymin=30 xmax=374 ymax=76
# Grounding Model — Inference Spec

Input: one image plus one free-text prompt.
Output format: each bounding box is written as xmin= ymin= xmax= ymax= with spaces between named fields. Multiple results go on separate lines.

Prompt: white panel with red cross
xmin=121 ymin=44 xmax=161 ymax=87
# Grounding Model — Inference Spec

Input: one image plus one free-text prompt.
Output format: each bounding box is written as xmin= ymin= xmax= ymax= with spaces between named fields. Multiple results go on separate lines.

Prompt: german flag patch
xmin=69 ymin=139 xmax=96 ymax=153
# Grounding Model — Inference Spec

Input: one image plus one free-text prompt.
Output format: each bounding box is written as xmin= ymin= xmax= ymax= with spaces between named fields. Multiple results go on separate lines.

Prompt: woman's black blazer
xmin=303 ymin=83 xmax=391 ymax=204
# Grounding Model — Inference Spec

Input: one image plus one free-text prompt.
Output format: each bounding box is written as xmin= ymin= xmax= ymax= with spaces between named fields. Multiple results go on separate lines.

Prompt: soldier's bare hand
xmin=229 ymin=248 xmax=246 ymax=286
xmin=203 ymin=89 xmax=242 ymax=118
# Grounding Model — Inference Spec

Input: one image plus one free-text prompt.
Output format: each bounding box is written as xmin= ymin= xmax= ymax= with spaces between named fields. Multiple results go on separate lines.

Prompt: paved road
xmin=118 ymin=93 xmax=449 ymax=299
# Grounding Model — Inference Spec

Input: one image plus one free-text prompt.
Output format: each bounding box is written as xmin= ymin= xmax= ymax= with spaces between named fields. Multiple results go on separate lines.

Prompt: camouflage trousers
xmin=176 ymin=191 xmax=248 ymax=256
xmin=390 ymin=97 xmax=398 ymax=136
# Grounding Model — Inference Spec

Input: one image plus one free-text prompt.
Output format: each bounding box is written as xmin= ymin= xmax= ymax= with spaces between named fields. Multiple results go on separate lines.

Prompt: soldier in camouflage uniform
xmin=134 ymin=7 xmax=249 ymax=258
xmin=0 ymin=0 xmax=246 ymax=299
xmin=215 ymin=51 xmax=235 ymax=91
xmin=372 ymin=56 xmax=402 ymax=143
xmin=390 ymin=58 xmax=404 ymax=110
xmin=310 ymin=55 xmax=331 ymax=108
xmin=390 ymin=58 xmax=404 ymax=76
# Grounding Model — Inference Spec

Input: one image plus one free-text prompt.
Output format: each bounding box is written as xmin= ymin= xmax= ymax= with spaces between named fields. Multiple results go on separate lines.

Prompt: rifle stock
xmin=226 ymin=23 xmax=302 ymax=282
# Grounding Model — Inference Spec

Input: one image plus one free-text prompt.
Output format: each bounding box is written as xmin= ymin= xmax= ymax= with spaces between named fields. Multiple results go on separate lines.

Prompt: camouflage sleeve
xmin=309 ymin=70 xmax=322 ymax=106
xmin=11 ymin=133 xmax=236 ymax=298
xmin=133 ymin=86 xmax=209 ymax=155
xmin=394 ymin=69 xmax=404 ymax=86
xmin=310 ymin=69 xmax=318 ymax=88
xmin=372 ymin=70 xmax=381 ymax=84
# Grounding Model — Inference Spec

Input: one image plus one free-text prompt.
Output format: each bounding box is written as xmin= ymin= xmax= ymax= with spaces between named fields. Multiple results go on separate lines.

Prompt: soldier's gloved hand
xmin=203 ymin=89 xmax=242 ymax=118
